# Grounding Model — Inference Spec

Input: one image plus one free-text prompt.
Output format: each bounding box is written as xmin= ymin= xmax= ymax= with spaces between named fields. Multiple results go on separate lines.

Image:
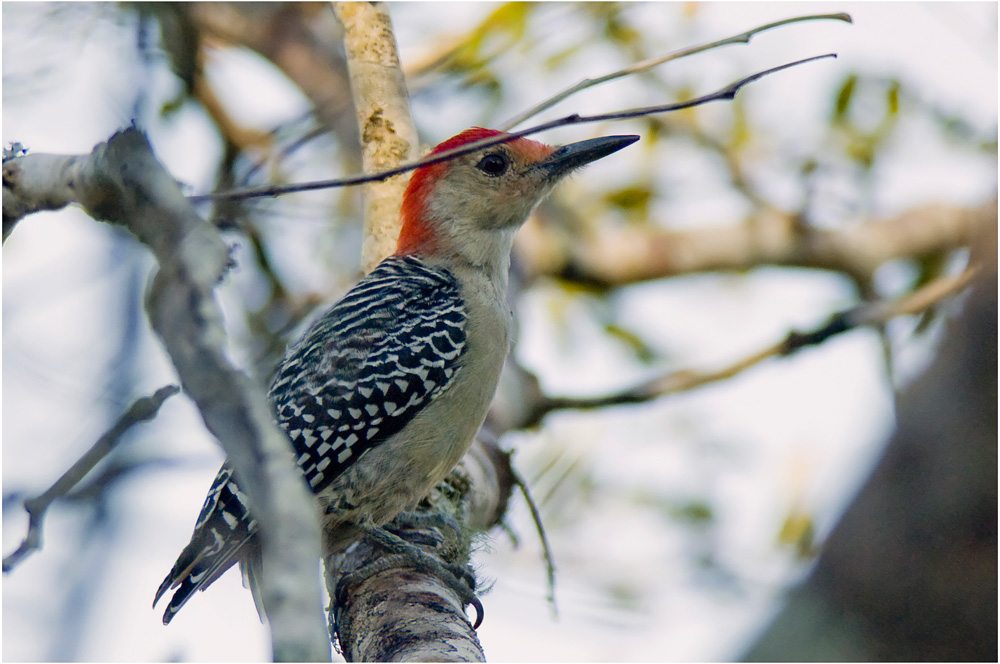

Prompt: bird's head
xmin=397 ymin=128 xmax=638 ymax=270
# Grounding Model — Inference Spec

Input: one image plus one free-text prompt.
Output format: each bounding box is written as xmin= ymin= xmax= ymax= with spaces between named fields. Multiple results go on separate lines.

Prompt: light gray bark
xmin=3 ymin=131 xmax=331 ymax=662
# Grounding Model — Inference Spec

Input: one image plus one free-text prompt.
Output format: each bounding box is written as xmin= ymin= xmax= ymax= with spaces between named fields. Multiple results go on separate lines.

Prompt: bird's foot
xmin=335 ymin=524 xmax=483 ymax=629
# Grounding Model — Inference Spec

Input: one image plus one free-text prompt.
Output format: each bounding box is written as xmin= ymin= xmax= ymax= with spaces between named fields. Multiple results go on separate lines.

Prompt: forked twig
xmin=509 ymin=465 xmax=558 ymax=615
xmin=3 ymin=385 xmax=180 ymax=572
xmin=188 ymin=54 xmax=837 ymax=204
xmin=500 ymin=12 xmax=852 ymax=130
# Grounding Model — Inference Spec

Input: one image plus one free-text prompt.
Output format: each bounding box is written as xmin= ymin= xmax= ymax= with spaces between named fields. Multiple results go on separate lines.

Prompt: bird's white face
xmin=420 ymin=138 xmax=560 ymax=270
xmin=431 ymin=140 xmax=558 ymax=226
xmin=398 ymin=130 xmax=638 ymax=273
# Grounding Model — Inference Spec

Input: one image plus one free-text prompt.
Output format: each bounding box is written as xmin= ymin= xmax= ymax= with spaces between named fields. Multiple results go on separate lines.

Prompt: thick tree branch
xmin=3 ymin=130 xmax=330 ymax=662
xmin=3 ymin=150 xmax=95 ymax=242
xmin=532 ymin=200 xmax=992 ymax=286
xmin=327 ymin=435 xmax=511 ymax=662
xmin=334 ymin=1 xmax=418 ymax=271
xmin=3 ymin=385 xmax=179 ymax=572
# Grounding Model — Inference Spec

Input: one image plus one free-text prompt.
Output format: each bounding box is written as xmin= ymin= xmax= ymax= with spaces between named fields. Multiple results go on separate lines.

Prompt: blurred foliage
xmin=9 ymin=2 xmax=994 ymax=556
xmin=671 ymin=499 xmax=715 ymax=526
xmin=831 ymin=73 xmax=901 ymax=170
xmin=408 ymin=2 xmax=537 ymax=102
xmin=776 ymin=506 xmax=819 ymax=561
xmin=132 ymin=3 xmax=199 ymax=98
xmin=603 ymin=185 xmax=653 ymax=221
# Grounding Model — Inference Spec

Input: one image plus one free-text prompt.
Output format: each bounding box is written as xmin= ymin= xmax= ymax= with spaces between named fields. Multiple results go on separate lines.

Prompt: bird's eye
xmin=476 ymin=153 xmax=509 ymax=176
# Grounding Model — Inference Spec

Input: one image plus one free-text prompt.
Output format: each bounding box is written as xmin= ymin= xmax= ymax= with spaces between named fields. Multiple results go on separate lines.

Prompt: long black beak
xmin=539 ymin=134 xmax=640 ymax=179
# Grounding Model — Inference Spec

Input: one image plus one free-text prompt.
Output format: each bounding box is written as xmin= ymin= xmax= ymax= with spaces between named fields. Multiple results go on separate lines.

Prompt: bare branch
xmin=3 ymin=129 xmax=331 ymax=662
xmin=519 ymin=265 xmax=979 ymax=428
xmin=848 ymin=267 xmax=978 ymax=325
xmin=500 ymin=12 xmax=851 ymax=130
xmin=3 ymin=385 xmax=179 ymax=572
xmin=186 ymin=54 xmax=837 ymax=204
xmin=541 ymin=201 xmax=990 ymax=287
xmin=334 ymin=1 xmax=418 ymax=271
xmin=510 ymin=464 xmax=558 ymax=612
xmin=327 ymin=435 xmax=511 ymax=661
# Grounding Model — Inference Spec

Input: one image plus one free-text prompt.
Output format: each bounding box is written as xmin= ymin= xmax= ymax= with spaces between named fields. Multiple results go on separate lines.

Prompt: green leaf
xmin=833 ymin=73 xmax=858 ymax=122
xmin=603 ymin=323 xmax=658 ymax=364
xmin=672 ymin=500 xmax=715 ymax=524
xmin=886 ymin=79 xmax=901 ymax=117
xmin=604 ymin=185 xmax=652 ymax=213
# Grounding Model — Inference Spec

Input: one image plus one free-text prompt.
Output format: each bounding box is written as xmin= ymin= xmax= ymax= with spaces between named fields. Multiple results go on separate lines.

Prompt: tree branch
xmin=499 ymin=12 xmax=851 ymax=130
xmin=3 ymin=130 xmax=330 ymax=662
xmin=334 ymin=1 xmax=418 ymax=272
xmin=535 ymin=200 xmax=992 ymax=287
xmin=516 ymin=265 xmax=979 ymax=428
xmin=327 ymin=435 xmax=512 ymax=662
xmin=3 ymin=149 xmax=94 ymax=242
xmin=3 ymin=385 xmax=179 ymax=572
xmin=186 ymin=53 xmax=837 ymax=204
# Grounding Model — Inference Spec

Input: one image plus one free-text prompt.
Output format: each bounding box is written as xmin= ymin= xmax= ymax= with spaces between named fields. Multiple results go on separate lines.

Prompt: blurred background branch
xmin=510 ymin=261 xmax=980 ymax=430
xmin=3 ymin=385 xmax=179 ymax=572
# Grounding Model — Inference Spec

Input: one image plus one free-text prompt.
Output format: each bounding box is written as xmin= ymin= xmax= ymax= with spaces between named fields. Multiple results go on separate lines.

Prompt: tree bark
xmin=328 ymin=437 xmax=512 ymax=662
xmin=334 ymin=0 xmax=418 ymax=272
xmin=3 ymin=131 xmax=332 ymax=662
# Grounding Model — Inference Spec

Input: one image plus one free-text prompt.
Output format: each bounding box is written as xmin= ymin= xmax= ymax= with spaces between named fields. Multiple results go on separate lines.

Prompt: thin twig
xmin=188 ymin=54 xmax=837 ymax=204
xmin=846 ymin=267 xmax=978 ymax=326
xmin=2 ymin=385 xmax=180 ymax=572
xmin=499 ymin=12 xmax=851 ymax=130
xmin=522 ymin=266 xmax=978 ymax=427
xmin=509 ymin=465 xmax=558 ymax=616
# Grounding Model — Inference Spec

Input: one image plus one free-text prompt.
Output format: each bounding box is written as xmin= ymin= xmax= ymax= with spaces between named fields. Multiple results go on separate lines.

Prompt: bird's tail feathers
xmin=154 ymin=466 xmax=259 ymax=624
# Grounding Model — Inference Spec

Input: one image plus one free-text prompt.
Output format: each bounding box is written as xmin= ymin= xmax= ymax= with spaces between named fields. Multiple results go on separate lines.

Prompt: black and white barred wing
xmin=153 ymin=257 xmax=466 ymax=623
xmin=268 ymin=256 xmax=468 ymax=495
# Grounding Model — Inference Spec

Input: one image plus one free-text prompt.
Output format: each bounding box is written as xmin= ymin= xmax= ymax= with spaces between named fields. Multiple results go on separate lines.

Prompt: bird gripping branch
xmin=154 ymin=128 xmax=638 ymax=628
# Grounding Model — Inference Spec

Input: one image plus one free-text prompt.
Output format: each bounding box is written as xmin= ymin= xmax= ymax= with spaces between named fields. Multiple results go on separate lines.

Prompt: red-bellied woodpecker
xmin=153 ymin=127 xmax=638 ymax=626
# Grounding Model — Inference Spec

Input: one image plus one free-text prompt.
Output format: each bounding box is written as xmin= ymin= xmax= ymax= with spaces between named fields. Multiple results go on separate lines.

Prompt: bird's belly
xmin=316 ymin=344 xmax=504 ymax=538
